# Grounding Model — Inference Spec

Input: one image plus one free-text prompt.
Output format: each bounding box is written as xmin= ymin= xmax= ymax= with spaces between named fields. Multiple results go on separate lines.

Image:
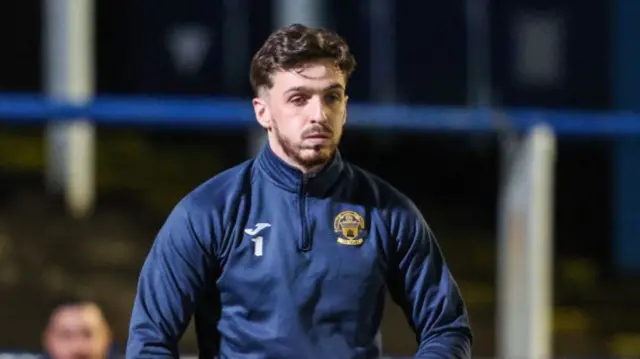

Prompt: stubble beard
xmin=272 ymin=121 xmax=339 ymax=170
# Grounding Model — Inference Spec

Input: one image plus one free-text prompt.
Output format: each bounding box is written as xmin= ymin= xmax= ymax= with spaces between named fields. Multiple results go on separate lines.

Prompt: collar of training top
xmin=256 ymin=144 xmax=344 ymax=195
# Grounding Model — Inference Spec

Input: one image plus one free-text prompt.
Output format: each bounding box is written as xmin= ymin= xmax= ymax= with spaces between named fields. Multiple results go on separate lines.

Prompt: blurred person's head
xmin=43 ymin=298 xmax=111 ymax=359
xmin=250 ymin=23 xmax=356 ymax=172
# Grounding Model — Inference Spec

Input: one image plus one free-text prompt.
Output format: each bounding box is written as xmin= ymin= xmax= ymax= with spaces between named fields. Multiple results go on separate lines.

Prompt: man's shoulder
xmin=345 ymin=163 xmax=427 ymax=234
xmin=178 ymin=159 xmax=255 ymax=214
xmin=345 ymin=162 xmax=418 ymax=214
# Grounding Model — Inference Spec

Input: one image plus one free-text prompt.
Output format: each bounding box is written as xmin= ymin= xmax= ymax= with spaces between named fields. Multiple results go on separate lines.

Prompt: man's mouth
xmin=305 ymin=132 xmax=331 ymax=140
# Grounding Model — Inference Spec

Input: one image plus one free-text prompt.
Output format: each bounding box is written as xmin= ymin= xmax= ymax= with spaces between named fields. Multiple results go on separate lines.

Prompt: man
xmin=127 ymin=24 xmax=472 ymax=358
xmin=43 ymin=299 xmax=113 ymax=359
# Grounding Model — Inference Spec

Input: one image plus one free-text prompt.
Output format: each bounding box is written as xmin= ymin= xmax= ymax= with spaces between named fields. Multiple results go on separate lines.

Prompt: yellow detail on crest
xmin=334 ymin=210 xmax=365 ymax=245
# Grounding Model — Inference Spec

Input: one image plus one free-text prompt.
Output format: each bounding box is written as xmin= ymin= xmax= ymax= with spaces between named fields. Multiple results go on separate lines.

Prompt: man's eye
xmin=290 ymin=96 xmax=307 ymax=106
xmin=325 ymin=93 xmax=341 ymax=103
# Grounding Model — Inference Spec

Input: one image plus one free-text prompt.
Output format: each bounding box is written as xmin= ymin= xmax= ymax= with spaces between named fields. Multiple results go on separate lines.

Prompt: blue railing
xmin=1 ymin=92 xmax=640 ymax=136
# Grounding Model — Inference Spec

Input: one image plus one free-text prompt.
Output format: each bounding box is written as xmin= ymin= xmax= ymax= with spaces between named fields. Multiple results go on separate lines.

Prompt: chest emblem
xmin=334 ymin=211 xmax=365 ymax=246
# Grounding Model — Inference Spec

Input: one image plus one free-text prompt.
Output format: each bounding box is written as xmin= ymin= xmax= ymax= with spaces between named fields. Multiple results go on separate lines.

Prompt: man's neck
xmin=268 ymin=142 xmax=327 ymax=175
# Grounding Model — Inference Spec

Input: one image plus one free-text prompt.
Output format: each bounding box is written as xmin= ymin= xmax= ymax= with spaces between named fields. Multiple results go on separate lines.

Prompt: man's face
xmin=253 ymin=59 xmax=348 ymax=171
xmin=44 ymin=304 xmax=111 ymax=359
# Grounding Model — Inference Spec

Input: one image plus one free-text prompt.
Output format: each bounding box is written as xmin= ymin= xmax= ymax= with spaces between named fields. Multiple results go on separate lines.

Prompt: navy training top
xmin=126 ymin=145 xmax=472 ymax=359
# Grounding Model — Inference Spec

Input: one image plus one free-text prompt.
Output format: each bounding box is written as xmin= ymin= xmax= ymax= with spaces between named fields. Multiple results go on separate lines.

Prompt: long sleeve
xmin=387 ymin=206 xmax=473 ymax=359
xmin=126 ymin=203 xmax=216 ymax=358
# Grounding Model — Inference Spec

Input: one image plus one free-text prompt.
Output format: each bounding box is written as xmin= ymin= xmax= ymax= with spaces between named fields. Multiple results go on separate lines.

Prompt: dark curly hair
xmin=250 ymin=23 xmax=356 ymax=95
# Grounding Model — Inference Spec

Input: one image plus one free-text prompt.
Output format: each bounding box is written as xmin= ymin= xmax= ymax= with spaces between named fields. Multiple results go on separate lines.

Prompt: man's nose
xmin=308 ymin=96 xmax=328 ymax=123
xmin=71 ymin=340 xmax=92 ymax=355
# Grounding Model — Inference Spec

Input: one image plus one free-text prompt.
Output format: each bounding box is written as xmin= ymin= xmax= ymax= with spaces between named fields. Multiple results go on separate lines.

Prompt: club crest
xmin=334 ymin=210 xmax=365 ymax=246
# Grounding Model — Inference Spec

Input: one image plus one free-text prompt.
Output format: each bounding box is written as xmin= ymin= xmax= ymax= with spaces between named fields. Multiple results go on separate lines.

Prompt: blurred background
xmin=1 ymin=0 xmax=639 ymax=358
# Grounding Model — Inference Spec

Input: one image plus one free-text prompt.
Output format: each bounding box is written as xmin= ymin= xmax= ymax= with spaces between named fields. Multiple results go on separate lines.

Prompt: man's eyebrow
xmin=284 ymin=83 xmax=345 ymax=94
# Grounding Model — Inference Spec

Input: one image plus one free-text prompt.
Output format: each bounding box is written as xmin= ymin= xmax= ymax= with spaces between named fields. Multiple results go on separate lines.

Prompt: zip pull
xmin=298 ymin=173 xmax=311 ymax=251
xmin=300 ymin=173 xmax=313 ymax=194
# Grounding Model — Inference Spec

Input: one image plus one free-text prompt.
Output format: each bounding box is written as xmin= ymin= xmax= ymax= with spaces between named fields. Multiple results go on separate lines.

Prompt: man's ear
xmin=343 ymin=95 xmax=349 ymax=124
xmin=42 ymin=325 xmax=52 ymax=354
xmin=252 ymin=97 xmax=271 ymax=130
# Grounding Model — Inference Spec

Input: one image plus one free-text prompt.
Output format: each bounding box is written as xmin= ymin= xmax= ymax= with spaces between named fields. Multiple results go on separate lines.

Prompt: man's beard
xmin=272 ymin=122 xmax=339 ymax=170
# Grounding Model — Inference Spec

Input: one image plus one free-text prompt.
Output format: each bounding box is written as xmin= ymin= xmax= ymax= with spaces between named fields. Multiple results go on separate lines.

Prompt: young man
xmin=127 ymin=24 xmax=472 ymax=358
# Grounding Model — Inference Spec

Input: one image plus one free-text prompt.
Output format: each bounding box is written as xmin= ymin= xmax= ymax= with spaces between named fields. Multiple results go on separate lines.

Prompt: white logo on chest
xmin=244 ymin=223 xmax=271 ymax=257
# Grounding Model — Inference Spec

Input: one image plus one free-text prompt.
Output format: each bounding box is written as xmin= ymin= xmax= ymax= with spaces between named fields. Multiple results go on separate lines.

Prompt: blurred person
xmin=43 ymin=298 xmax=113 ymax=359
xmin=127 ymin=24 xmax=472 ymax=359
